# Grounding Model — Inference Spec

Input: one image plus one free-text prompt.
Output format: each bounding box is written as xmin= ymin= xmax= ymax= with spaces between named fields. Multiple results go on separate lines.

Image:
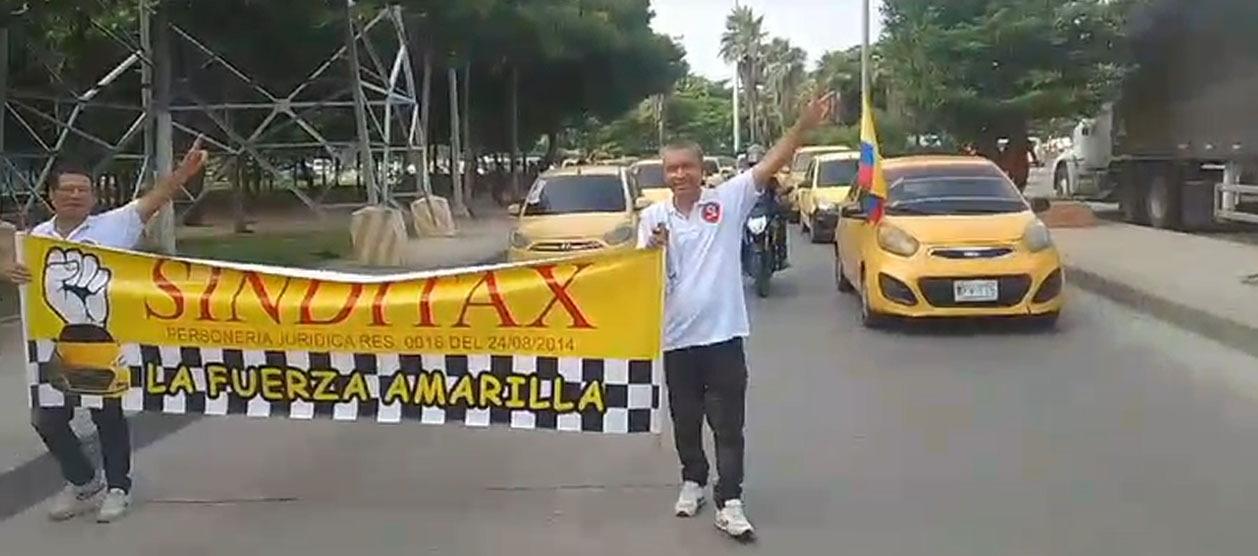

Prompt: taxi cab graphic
xmin=48 ymin=324 xmax=130 ymax=396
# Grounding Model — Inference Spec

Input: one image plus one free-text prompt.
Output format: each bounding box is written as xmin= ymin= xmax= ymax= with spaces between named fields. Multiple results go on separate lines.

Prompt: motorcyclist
xmin=743 ymin=145 xmax=790 ymax=270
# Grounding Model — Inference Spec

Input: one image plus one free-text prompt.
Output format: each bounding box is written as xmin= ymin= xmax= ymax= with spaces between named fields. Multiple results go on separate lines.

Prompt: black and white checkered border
xmin=27 ymin=340 xmax=661 ymax=434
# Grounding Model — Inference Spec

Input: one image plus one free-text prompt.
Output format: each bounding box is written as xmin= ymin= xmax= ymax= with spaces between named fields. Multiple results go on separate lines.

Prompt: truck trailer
xmin=1051 ymin=0 xmax=1258 ymax=230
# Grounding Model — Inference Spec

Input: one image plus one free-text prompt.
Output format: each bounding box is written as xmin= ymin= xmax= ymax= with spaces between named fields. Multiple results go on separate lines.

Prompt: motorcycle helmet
xmin=745 ymin=144 xmax=766 ymax=166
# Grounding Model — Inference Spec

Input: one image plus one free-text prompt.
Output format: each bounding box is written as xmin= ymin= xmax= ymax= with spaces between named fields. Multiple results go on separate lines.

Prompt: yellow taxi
xmin=797 ymin=151 xmax=859 ymax=243
xmin=782 ymin=144 xmax=854 ymax=221
xmin=704 ymin=156 xmax=735 ymax=187
xmin=628 ymin=159 xmax=671 ymax=204
xmin=507 ymin=165 xmax=648 ymax=262
xmin=833 ymin=156 xmax=1063 ymax=328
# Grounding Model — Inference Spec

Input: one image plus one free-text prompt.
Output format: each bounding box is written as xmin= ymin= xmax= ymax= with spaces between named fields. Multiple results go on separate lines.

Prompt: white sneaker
xmin=96 ymin=488 xmax=132 ymax=523
xmin=673 ymin=481 xmax=706 ymax=517
xmin=714 ymin=499 xmax=756 ymax=541
xmin=48 ymin=475 xmax=105 ymax=521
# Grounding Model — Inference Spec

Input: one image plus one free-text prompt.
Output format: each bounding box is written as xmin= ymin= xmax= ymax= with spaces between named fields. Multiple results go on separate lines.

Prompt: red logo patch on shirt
xmin=700 ymin=202 xmax=722 ymax=224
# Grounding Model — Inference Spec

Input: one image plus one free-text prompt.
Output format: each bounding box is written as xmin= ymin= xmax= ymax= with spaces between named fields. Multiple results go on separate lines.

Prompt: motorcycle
xmin=742 ymin=188 xmax=785 ymax=298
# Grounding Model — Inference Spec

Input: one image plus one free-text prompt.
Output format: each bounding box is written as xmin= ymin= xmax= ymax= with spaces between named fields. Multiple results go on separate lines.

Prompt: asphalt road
xmin=5 ymin=238 xmax=1258 ymax=555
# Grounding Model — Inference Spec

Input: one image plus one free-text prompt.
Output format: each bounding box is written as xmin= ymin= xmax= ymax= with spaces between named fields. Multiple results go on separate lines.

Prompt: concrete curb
xmin=1065 ymin=265 xmax=1258 ymax=359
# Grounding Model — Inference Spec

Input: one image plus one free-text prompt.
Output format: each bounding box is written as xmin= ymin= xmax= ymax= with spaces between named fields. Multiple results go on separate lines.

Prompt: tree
xmin=881 ymin=0 xmax=1130 ymax=171
xmin=566 ymin=74 xmax=734 ymax=158
xmin=812 ymin=45 xmax=891 ymax=125
xmin=6 ymin=0 xmax=685 ymax=207
xmin=719 ymin=5 xmax=765 ymax=145
xmin=760 ymin=37 xmax=806 ymax=140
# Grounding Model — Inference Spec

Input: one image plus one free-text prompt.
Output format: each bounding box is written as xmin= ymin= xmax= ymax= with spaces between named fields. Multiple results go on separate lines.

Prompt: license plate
xmin=953 ymin=279 xmax=999 ymax=302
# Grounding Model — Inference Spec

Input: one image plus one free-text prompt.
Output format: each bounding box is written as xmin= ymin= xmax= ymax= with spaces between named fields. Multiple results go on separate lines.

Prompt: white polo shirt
xmin=30 ymin=201 xmax=146 ymax=250
xmin=637 ymin=171 xmax=761 ymax=352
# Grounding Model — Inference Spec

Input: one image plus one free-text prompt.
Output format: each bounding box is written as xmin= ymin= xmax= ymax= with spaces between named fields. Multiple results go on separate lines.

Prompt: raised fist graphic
xmin=42 ymin=248 xmax=112 ymax=326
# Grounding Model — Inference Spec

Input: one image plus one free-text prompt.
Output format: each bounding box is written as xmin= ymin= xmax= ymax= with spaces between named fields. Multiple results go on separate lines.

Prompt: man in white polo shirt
xmin=1 ymin=139 xmax=207 ymax=523
xmin=637 ymin=94 xmax=833 ymax=541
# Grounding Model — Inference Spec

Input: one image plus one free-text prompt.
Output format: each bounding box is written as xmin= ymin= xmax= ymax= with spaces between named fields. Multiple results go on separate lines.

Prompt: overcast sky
xmin=649 ymin=0 xmax=885 ymax=81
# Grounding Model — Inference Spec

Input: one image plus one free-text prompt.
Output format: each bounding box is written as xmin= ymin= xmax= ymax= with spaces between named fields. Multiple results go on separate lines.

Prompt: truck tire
xmin=1053 ymin=163 xmax=1071 ymax=197
xmin=1145 ymin=169 xmax=1181 ymax=229
xmin=1118 ymin=165 xmax=1149 ymax=225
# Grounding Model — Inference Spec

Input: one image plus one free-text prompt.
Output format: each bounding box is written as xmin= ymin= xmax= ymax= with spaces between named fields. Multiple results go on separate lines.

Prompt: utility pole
xmin=141 ymin=0 xmax=175 ymax=254
xmin=1 ymin=26 xmax=8 ymax=204
xmin=861 ymin=0 xmax=871 ymax=103
xmin=732 ymin=0 xmax=741 ymax=154
xmin=732 ymin=73 xmax=741 ymax=154
xmin=509 ymin=66 xmax=520 ymax=199
xmin=657 ymin=94 xmax=666 ymax=149
xmin=461 ymin=60 xmax=472 ymax=207
xmin=344 ymin=0 xmax=380 ymax=205
xmin=448 ymin=65 xmax=467 ymax=217
xmin=419 ymin=51 xmax=432 ymax=197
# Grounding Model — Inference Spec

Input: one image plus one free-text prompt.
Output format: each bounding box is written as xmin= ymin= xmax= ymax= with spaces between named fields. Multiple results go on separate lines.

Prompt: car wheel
xmin=1118 ymin=165 xmax=1149 ymax=225
xmin=859 ymin=270 xmax=889 ymax=329
xmin=809 ymin=220 xmax=829 ymax=244
xmin=835 ymin=248 xmax=854 ymax=293
xmin=753 ymin=249 xmax=771 ymax=298
xmin=1053 ymin=164 xmax=1070 ymax=197
xmin=1145 ymin=171 xmax=1181 ymax=230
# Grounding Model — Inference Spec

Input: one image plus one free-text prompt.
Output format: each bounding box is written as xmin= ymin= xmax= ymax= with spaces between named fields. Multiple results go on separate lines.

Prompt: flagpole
xmin=861 ymin=0 xmax=870 ymax=103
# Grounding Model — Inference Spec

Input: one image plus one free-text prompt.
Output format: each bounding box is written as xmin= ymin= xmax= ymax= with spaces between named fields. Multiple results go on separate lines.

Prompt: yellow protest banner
xmin=22 ymin=236 xmax=664 ymax=433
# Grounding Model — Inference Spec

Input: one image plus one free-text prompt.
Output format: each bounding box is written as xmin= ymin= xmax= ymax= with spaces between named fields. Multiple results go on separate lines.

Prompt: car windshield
xmin=634 ymin=164 xmax=666 ymax=189
xmin=792 ymin=153 xmax=818 ymax=172
xmin=793 ymin=149 xmax=846 ymax=172
xmin=703 ymin=160 xmax=719 ymax=175
xmin=818 ymin=159 xmax=858 ymax=186
xmin=885 ymin=176 xmax=1026 ymax=215
xmin=522 ymin=175 xmax=626 ymax=216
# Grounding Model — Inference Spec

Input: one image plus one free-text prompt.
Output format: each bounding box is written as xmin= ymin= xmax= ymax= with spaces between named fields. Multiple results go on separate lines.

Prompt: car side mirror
xmin=634 ymin=197 xmax=652 ymax=211
xmin=1029 ymin=197 xmax=1051 ymax=214
xmin=507 ymin=203 xmax=522 ymax=215
xmin=840 ymin=205 xmax=865 ymax=219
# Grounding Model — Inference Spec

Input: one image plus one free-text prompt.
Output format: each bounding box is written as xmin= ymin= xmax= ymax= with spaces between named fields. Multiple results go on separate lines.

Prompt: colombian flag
xmin=857 ymin=93 xmax=888 ymax=224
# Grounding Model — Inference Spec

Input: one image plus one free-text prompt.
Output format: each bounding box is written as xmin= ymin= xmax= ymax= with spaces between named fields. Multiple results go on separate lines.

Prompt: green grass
xmin=178 ymin=229 xmax=352 ymax=268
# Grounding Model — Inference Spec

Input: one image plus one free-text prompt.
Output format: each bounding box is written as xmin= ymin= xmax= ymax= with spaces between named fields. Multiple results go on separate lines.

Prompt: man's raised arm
xmin=750 ymin=92 xmax=836 ymax=189
xmin=134 ymin=137 xmax=209 ymax=224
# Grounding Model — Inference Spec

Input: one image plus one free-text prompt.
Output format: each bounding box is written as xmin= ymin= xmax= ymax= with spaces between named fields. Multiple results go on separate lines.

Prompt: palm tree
xmin=719 ymin=5 xmax=765 ymax=146
xmin=762 ymin=37 xmax=807 ymax=139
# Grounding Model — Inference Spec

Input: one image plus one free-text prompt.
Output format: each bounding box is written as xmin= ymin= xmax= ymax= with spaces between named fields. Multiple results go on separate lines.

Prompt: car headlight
xmin=510 ymin=231 xmax=530 ymax=249
xmin=1023 ymin=219 xmax=1053 ymax=252
xmin=877 ymin=224 xmax=920 ymax=257
xmin=603 ymin=224 xmax=635 ymax=245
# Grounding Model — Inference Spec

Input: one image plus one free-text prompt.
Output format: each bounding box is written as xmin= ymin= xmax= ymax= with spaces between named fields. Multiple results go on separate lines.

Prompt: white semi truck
xmin=1051 ymin=0 xmax=1258 ymax=231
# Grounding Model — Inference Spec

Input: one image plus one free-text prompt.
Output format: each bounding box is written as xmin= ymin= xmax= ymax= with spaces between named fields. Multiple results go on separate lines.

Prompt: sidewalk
xmin=1053 ymin=220 xmax=1258 ymax=357
xmin=323 ymin=199 xmax=512 ymax=273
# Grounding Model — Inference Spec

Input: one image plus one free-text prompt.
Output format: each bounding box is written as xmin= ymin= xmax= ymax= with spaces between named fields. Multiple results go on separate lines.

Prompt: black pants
xmin=664 ymin=337 xmax=748 ymax=505
xmin=32 ymin=405 xmax=132 ymax=492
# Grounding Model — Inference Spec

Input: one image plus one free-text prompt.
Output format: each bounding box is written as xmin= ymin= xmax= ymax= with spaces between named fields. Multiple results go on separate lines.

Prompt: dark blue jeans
xmin=32 ymin=405 xmax=132 ymax=492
